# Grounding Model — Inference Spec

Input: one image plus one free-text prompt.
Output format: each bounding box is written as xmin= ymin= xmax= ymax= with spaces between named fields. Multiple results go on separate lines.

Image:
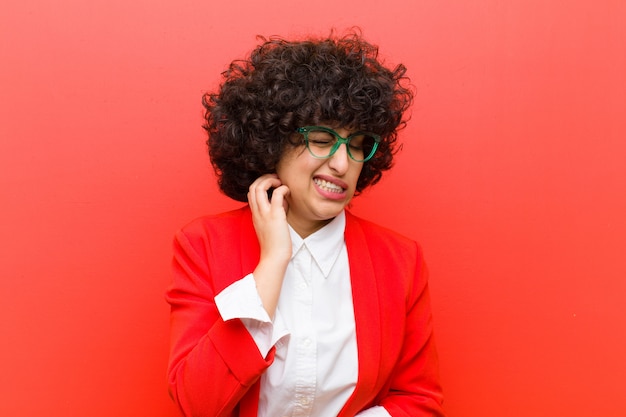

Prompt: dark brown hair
xmin=203 ymin=31 xmax=413 ymax=202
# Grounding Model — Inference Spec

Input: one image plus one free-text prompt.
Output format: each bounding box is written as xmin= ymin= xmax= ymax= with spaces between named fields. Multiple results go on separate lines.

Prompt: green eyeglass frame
xmin=296 ymin=126 xmax=381 ymax=162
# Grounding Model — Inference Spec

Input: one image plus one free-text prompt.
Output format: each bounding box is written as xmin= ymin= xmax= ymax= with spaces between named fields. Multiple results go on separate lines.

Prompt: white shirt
xmin=216 ymin=211 xmax=390 ymax=417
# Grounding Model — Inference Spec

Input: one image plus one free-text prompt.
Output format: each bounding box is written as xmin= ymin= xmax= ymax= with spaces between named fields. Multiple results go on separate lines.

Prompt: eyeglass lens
xmin=305 ymin=128 xmax=377 ymax=162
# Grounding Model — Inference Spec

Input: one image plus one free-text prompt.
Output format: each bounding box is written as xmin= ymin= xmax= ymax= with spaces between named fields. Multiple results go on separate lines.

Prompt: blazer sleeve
xmin=378 ymin=242 xmax=446 ymax=417
xmin=165 ymin=224 xmax=273 ymax=417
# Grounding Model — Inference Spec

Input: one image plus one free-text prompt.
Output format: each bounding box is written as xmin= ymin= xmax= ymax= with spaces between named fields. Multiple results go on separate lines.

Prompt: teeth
xmin=314 ymin=178 xmax=344 ymax=193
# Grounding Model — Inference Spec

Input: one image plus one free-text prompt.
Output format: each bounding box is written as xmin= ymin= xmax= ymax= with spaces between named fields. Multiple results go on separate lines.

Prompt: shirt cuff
xmin=215 ymin=274 xmax=290 ymax=357
xmin=215 ymin=274 xmax=271 ymax=322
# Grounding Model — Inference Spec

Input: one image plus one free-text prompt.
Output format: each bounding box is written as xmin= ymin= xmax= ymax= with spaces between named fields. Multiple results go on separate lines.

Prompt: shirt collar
xmin=288 ymin=211 xmax=346 ymax=278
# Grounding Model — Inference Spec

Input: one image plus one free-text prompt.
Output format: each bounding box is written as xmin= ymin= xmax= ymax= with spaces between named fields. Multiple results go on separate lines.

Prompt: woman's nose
xmin=328 ymin=142 xmax=350 ymax=173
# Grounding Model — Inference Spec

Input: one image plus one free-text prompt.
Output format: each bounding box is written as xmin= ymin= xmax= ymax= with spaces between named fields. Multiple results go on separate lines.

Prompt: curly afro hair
xmin=202 ymin=31 xmax=413 ymax=202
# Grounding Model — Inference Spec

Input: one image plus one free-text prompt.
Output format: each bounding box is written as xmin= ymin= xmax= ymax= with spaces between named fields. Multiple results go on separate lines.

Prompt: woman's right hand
xmin=247 ymin=174 xmax=291 ymax=318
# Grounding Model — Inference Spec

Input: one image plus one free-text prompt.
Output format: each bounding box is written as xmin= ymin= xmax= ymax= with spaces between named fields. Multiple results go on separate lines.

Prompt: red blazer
xmin=166 ymin=206 xmax=445 ymax=417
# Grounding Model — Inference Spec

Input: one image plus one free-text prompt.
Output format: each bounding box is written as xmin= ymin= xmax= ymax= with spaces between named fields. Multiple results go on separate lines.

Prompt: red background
xmin=2 ymin=1 xmax=625 ymax=416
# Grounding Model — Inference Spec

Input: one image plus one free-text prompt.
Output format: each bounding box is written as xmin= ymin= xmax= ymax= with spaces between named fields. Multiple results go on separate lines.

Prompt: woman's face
xmin=275 ymin=126 xmax=364 ymax=237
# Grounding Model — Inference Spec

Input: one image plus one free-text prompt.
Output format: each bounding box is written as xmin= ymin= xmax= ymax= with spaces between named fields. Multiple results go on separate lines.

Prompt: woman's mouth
xmin=314 ymin=178 xmax=345 ymax=194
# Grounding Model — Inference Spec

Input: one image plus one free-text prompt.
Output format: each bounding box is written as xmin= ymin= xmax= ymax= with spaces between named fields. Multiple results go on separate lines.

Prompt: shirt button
xmin=302 ymin=337 xmax=311 ymax=346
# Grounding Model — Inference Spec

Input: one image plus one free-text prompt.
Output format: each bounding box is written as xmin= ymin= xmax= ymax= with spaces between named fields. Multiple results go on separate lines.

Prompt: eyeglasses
xmin=296 ymin=126 xmax=381 ymax=162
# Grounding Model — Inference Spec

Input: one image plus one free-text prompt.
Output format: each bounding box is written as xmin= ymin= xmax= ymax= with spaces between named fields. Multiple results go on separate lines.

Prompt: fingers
xmin=248 ymin=174 xmax=281 ymax=212
xmin=270 ymin=185 xmax=290 ymax=213
xmin=248 ymin=175 xmax=293 ymax=264
xmin=248 ymin=174 xmax=289 ymax=213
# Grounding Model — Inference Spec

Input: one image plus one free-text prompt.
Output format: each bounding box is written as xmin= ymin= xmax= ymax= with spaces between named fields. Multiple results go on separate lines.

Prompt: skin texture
xmin=247 ymin=128 xmax=363 ymax=318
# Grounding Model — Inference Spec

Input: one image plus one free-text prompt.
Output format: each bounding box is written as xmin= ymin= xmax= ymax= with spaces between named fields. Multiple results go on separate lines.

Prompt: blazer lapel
xmin=340 ymin=211 xmax=382 ymax=416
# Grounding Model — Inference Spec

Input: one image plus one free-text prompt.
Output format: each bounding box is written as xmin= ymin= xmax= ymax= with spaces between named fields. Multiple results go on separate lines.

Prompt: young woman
xmin=166 ymin=32 xmax=446 ymax=417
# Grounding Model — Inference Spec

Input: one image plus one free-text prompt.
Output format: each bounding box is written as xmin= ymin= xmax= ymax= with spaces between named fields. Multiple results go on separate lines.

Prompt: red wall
xmin=2 ymin=1 xmax=625 ymax=416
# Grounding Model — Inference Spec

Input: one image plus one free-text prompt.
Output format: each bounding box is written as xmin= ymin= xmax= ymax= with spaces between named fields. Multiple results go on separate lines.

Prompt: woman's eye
xmin=349 ymin=137 xmax=365 ymax=150
xmin=308 ymin=134 xmax=334 ymax=146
